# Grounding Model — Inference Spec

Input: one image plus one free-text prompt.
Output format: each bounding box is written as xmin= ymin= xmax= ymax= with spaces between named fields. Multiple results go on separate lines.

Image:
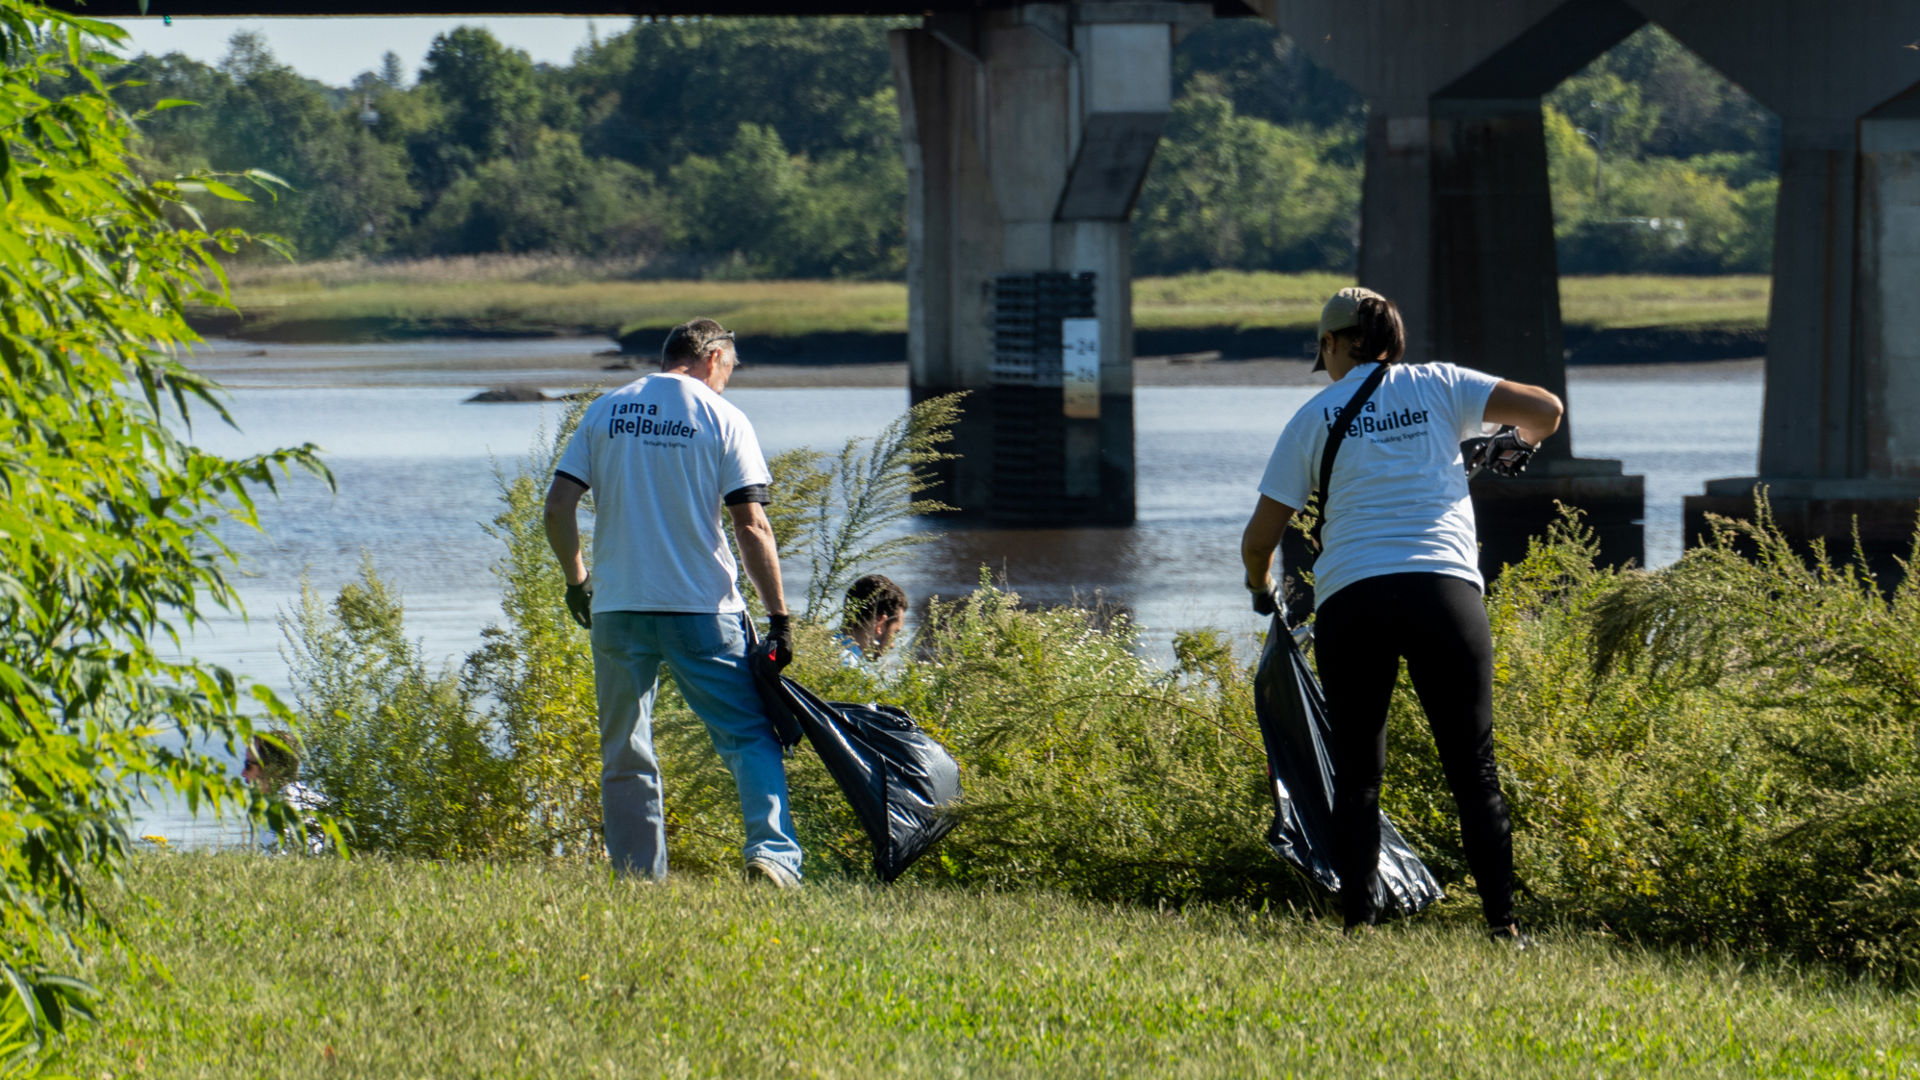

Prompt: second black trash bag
xmin=1255 ymin=615 xmax=1444 ymax=918
xmin=750 ymin=661 xmax=962 ymax=883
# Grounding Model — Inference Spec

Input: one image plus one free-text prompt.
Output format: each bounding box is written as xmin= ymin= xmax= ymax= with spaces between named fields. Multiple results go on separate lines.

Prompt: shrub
xmin=284 ymin=561 xmax=520 ymax=858
xmin=1480 ymin=504 xmax=1920 ymax=983
xmin=293 ymin=414 xmax=1920 ymax=982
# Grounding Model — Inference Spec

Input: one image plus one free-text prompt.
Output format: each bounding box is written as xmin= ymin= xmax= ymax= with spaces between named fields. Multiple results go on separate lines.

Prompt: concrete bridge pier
xmin=1639 ymin=1 xmax=1920 ymax=570
xmin=891 ymin=4 xmax=1208 ymax=524
xmin=1287 ymin=0 xmax=1650 ymax=575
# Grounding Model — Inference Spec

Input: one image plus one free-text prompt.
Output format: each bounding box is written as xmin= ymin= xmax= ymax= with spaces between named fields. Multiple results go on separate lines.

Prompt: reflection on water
xmin=146 ymin=356 xmax=1764 ymax=843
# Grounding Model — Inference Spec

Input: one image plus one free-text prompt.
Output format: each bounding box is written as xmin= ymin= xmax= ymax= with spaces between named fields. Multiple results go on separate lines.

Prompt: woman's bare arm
xmin=1240 ymin=495 xmax=1297 ymax=590
xmin=1484 ymin=381 xmax=1564 ymax=445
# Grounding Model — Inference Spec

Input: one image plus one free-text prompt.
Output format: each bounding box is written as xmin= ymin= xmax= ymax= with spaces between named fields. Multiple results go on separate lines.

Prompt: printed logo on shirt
xmin=607 ymin=400 xmax=700 ymax=441
xmin=1323 ymin=399 xmax=1432 ymax=442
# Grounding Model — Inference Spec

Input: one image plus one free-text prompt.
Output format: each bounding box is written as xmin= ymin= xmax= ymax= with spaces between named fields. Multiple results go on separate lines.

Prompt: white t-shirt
xmin=555 ymin=372 xmax=771 ymax=614
xmin=1258 ymin=362 xmax=1503 ymax=606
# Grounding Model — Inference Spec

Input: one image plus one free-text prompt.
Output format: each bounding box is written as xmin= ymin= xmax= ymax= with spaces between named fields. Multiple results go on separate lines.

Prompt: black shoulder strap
xmin=1309 ymin=363 xmax=1390 ymax=552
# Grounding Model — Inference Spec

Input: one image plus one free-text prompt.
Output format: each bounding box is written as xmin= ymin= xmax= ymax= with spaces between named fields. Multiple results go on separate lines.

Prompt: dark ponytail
xmin=1351 ymin=295 xmax=1406 ymax=363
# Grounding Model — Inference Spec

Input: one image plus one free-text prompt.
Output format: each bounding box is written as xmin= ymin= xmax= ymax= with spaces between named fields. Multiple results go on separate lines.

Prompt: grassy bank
xmin=203 ymin=258 xmax=1769 ymax=347
xmin=59 ymin=855 xmax=1915 ymax=1079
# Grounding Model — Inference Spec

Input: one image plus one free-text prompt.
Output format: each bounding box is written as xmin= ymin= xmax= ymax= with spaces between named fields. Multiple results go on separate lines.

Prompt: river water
xmin=141 ymin=340 xmax=1764 ymax=844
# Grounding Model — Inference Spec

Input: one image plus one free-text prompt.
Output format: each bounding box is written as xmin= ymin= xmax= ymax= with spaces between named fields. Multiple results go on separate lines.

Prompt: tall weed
xmin=1482 ymin=502 xmax=1920 ymax=981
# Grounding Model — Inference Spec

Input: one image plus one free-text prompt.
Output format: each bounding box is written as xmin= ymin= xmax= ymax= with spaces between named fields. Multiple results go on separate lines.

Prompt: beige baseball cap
xmin=1314 ymin=286 xmax=1385 ymax=371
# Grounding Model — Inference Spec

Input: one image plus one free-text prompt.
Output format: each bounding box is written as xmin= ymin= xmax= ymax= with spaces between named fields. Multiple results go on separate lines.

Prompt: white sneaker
xmin=743 ymin=857 xmax=801 ymax=890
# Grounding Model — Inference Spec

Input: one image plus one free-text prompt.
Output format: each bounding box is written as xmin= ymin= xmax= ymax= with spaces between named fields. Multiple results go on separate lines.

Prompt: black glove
xmin=1248 ymin=578 xmax=1280 ymax=617
xmin=564 ymin=576 xmax=593 ymax=629
xmin=1465 ymin=426 xmax=1538 ymax=479
xmin=761 ymin=613 xmax=793 ymax=672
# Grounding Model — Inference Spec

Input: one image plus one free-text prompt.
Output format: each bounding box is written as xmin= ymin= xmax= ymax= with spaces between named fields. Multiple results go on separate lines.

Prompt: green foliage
xmin=1134 ymin=90 xmax=1360 ymax=275
xmin=1545 ymin=25 xmax=1780 ymax=274
xmin=1481 ymin=503 xmax=1920 ymax=983
xmin=416 ymin=130 xmax=663 ymax=256
xmin=463 ymin=406 xmax=601 ymax=859
xmin=112 ymin=32 xmax=417 ymax=260
xmin=283 ymin=561 xmax=519 ymax=858
xmin=0 ymin=0 xmax=333 ymax=1052
xmin=105 ymin=17 xmax=1780 ymax=277
xmin=1170 ymin=20 xmax=1365 ymax=133
xmin=872 ymin=588 xmax=1283 ymax=905
xmin=415 ymin=26 xmax=539 ymax=170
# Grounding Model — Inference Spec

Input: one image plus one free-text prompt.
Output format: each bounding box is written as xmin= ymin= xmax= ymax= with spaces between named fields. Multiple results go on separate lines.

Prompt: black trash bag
xmin=1254 ymin=615 xmax=1444 ymax=918
xmin=749 ymin=662 xmax=962 ymax=883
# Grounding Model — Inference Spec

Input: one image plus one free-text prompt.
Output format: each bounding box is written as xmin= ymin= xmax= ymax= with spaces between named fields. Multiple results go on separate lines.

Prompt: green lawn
xmin=208 ymin=260 xmax=1770 ymax=343
xmin=60 ymin=854 xmax=1913 ymax=1079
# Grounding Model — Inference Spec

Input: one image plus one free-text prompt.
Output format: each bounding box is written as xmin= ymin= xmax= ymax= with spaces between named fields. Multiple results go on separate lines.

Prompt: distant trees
xmin=1544 ymin=24 xmax=1780 ymax=273
xmin=109 ymin=18 xmax=1781 ymax=277
xmin=1134 ymin=88 xmax=1358 ymax=274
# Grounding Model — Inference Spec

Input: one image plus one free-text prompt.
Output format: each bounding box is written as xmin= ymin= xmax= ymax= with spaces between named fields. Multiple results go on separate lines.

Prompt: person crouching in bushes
xmin=241 ymin=730 xmax=324 ymax=853
xmin=838 ymin=573 xmax=908 ymax=668
xmin=1239 ymin=287 xmax=1563 ymax=945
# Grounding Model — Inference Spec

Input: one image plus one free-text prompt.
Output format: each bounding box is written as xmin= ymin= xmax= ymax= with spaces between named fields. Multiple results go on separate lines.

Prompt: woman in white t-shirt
xmin=1239 ymin=287 xmax=1563 ymax=944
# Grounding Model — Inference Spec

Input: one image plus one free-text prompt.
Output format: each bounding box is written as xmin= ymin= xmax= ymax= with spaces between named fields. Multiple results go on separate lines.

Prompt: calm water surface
xmin=145 ymin=350 xmax=1764 ymax=843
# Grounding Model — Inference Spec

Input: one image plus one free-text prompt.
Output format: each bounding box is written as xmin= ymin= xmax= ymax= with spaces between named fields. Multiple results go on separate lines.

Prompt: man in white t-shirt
xmin=543 ymin=318 xmax=801 ymax=887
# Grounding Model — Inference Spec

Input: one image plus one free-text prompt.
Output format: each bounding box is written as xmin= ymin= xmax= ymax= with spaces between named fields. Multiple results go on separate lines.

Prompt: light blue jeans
xmin=589 ymin=611 xmax=802 ymax=880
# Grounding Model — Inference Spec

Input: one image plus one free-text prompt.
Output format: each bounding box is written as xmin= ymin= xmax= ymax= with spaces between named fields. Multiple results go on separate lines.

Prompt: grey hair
xmin=661 ymin=318 xmax=736 ymax=367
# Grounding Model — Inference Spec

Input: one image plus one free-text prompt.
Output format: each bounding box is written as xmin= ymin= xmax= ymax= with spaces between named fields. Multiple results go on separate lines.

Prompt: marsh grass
xmin=58 ymin=855 xmax=1919 ymax=1079
xmin=208 ymin=263 xmax=1770 ymax=342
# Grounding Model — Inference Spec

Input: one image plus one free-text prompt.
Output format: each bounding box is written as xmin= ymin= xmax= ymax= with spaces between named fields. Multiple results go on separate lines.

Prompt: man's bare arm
xmin=543 ymin=476 xmax=589 ymax=586
xmin=728 ymin=502 xmax=788 ymax=617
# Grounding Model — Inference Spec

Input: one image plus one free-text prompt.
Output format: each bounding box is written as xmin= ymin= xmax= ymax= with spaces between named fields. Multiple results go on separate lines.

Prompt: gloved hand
xmin=1248 ymin=578 xmax=1280 ymax=617
xmin=762 ymin=613 xmax=793 ymax=672
xmin=564 ymin=576 xmax=593 ymax=629
xmin=1466 ymin=425 xmax=1538 ymax=479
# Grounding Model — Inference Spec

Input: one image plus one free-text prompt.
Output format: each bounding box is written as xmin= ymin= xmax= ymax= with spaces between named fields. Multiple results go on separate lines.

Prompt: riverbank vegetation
xmin=268 ymin=400 xmax=1920 ymax=990
xmin=108 ymin=20 xmax=1779 ymax=280
xmin=58 ymin=854 xmax=1916 ymax=1078
xmin=201 ymin=262 xmax=1769 ymax=345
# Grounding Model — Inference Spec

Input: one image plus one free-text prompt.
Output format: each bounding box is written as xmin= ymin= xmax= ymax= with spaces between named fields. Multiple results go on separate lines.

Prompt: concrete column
xmin=891 ymin=4 xmax=1203 ymax=524
xmin=1860 ymin=111 xmax=1920 ymax=482
xmin=1757 ymin=119 xmax=1863 ymax=481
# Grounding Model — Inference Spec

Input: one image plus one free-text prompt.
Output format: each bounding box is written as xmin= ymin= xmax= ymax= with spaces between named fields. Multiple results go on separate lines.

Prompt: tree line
xmin=107 ymin=18 xmax=1781 ymax=277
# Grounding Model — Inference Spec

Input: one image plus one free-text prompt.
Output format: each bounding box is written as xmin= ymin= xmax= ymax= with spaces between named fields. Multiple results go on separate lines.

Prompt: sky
xmin=101 ymin=16 xmax=610 ymax=87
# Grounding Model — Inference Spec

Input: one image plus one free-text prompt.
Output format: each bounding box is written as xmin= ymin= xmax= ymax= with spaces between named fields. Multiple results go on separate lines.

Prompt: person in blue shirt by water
xmin=837 ymin=574 xmax=907 ymax=668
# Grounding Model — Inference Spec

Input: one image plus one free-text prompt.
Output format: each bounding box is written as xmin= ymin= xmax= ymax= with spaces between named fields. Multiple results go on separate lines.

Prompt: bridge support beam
xmin=1282 ymin=0 xmax=1648 ymax=575
xmin=1641 ymin=1 xmax=1920 ymax=570
xmin=892 ymin=4 xmax=1206 ymax=523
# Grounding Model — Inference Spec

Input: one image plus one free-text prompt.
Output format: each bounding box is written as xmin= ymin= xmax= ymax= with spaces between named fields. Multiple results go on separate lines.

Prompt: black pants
xmin=1315 ymin=572 xmax=1514 ymax=928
